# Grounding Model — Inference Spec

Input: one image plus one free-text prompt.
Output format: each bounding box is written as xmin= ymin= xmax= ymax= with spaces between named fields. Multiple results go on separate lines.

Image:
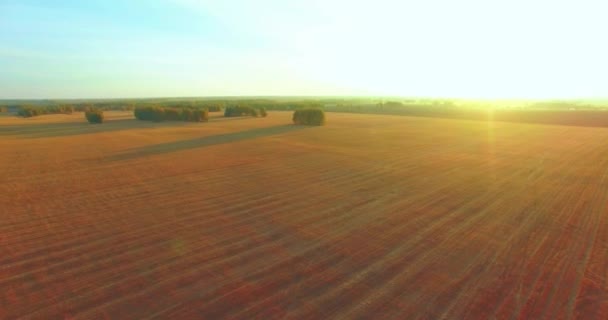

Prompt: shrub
xmin=85 ymin=110 xmax=104 ymax=124
xmin=293 ymin=108 xmax=325 ymax=126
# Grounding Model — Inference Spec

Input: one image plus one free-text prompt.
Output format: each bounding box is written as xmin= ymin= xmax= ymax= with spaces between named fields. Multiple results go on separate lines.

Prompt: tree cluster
xmin=224 ymin=105 xmax=267 ymax=117
xmin=134 ymin=106 xmax=209 ymax=122
xmin=293 ymin=108 xmax=325 ymax=126
xmin=85 ymin=110 xmax=104 ymax=124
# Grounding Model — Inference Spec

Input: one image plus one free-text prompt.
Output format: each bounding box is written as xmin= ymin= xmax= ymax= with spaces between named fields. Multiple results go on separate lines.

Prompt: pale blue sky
xmin=1 ymin=0 xmax=607 ymax=99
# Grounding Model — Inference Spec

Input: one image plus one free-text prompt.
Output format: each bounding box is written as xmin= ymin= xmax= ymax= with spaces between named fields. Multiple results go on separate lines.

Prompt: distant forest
xmin=3 ymin=97 xmax=608 ymax=127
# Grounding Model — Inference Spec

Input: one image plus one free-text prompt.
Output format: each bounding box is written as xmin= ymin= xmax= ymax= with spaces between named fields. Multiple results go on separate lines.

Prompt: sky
xmin=1 ymin=0 xmax=607 ymax=99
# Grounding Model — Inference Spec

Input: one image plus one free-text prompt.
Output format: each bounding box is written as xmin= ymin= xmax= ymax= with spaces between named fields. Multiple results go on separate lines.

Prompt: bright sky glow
xmin=1 ymin=0 xmax=606 ymax=99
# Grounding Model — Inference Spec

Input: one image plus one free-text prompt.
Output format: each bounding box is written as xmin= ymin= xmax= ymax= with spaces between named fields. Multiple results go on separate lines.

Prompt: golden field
xmin=1 ymin=111 xmax=608 ymax=319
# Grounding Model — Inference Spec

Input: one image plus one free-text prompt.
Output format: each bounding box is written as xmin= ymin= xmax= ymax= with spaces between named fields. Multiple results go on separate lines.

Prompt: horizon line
xmin=2 ymin=95 xmax=608 ymax=102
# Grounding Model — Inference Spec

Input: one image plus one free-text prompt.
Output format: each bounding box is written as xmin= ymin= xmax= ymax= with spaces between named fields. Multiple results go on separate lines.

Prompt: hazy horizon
xmin=2 ymin=95 xmax=608 ymax=104
xmin=2 ymin=0 xmax=607 ymax=100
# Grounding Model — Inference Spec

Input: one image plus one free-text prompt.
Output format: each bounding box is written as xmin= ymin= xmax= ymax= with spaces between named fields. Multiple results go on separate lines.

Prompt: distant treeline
xmin=12 ymin=101 xmax=224 ymax=118
xmin=7 ymin=99 xmax=475 ymax=119
xmin=15 ymin=103 xmax=128 ymax=117
xmin=5 ymin=97 xmax=608 ymax=111
xmin=17 ymin=105 xmax=75 ymax=117
xmin=224 ymin=105 xmax=267 ymax=117
xmin=7 ymin=97 xmax=608 ymax=127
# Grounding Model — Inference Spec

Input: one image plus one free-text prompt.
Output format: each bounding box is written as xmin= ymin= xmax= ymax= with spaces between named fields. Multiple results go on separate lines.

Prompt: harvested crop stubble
xmin=1 ymin=111 xmax=608 ymax=319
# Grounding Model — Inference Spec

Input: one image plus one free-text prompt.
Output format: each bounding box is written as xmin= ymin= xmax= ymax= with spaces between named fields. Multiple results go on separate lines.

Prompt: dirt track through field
xmin=1 ymin=111 xmax=608 ymax=319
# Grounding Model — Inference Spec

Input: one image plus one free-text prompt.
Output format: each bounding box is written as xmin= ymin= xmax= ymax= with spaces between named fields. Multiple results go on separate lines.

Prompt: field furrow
xmin=2 ymin=111 xmax=608 ymax=319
